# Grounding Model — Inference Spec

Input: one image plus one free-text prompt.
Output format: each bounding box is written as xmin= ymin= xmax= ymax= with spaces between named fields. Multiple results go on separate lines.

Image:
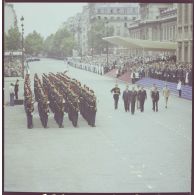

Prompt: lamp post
xmin=105 ymin=20 xmax=109 ymax=67
xmin=20 ymin=16 xmax=24 ymax=78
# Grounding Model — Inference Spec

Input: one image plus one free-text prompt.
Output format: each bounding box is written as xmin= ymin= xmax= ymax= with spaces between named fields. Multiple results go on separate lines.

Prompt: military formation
xmin=24 ymin=72 xmax=97 ymax=129
xmin=24 ymin=74 xmax=34 ymax=129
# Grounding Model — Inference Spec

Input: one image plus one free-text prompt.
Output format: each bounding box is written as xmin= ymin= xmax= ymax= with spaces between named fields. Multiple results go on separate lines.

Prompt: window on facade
xmin=117 ymin=17 xmax=120 ymax=20
xmin=178 ymin=27 xmax=182 ymax=39
xmin=185 ymin=4 xmax=188 ymax=24
xmin=98 ymin=9 xmax=101 ymax=14
xmin=178 ymin=46 xmax=182 ymax=61
xmin=124 ymin=23 xmax=127 ymax=27
xmin=124 ymin=16 xmax=127 ymax=20
xmin=117 ymin=8 xmax=120 ymax=13
xmin=98 ymin=16 xmax=101 ymax=20
xmin=178 ymin=4 xmax=182 ymax=24
xmin=184 ymin=43 xmax=188 ymax=62
xmin=104 ymin=17 xmax=108 ymax=20
xmin=168 ymin=27 xmax=170 ymax=40
xmin=110 ymin=9 xmax=113 ymax=14
xmin=164 ymin=27 xmax=166 ymax=40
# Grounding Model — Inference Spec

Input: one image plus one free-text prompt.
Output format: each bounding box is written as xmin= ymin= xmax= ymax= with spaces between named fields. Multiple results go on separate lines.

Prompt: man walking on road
xmin=111 ymin=84 xmax=121 ymax=109
xmin=163 ymin=84 xmax=170 ymax=108
xmin=130 ymin=87 xmax=137 ymax=115
xmin=139 ymin=87 xmax=147 ymax=112
xmin=122 ymin=85 xmax=131 ymax=112
xmin=151 ymin=87 xmax=159 ymax=112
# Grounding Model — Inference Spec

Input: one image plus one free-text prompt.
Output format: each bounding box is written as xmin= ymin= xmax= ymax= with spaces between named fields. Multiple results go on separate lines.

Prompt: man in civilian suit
xmin=122 ymin=85 xmax=131 ymax=112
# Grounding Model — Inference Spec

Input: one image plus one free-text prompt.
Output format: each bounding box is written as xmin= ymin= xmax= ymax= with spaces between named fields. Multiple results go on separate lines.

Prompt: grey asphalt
xmin=4 ymin=58 xmax=192 ymax=193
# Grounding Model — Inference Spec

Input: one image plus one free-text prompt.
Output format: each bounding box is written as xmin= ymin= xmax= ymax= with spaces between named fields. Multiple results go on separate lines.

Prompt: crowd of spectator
xmin=69 ymin=54 xmax=192 ymax=86
xmin=4 ymin=57 xmax=23 ymax=77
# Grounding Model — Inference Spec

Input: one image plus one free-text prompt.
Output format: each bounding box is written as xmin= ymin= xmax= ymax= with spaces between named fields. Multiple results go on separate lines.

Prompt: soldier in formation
xmin=34 ymin=73 xmax=50 ymax=128
xmin=24 ymin=74 xmax=34 ymax=129
xmin=41 ymin=72 xmax=97 ymax=128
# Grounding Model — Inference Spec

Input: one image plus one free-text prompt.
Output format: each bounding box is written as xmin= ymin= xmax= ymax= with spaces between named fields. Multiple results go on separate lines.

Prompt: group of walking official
xmin=24 ymin=72 xmax=97 ymax=129
xmin=111 ymin=83 xmax=169 ymax=113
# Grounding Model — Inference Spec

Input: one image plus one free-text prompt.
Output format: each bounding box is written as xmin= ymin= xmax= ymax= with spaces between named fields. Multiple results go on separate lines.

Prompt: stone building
xmin=128 ymin=3 xmax=177 ymax=41
xmin=177 ymin=3 xmax=193 ymax=63
xmin=4 ymin=3 xmax=17 ymax=33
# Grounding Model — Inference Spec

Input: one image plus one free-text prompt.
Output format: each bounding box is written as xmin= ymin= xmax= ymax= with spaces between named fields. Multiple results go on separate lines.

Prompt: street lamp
xmin=105 ymin=20 xmax=109 ymax=67
xmin=20 ymin=16 xmax=24 ymax=78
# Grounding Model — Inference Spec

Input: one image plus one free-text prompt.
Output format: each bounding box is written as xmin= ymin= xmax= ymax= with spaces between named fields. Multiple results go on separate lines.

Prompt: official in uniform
xmin=122 ymin=85 xmax=131 ymax=112
xmin=25 ymin=96 xmax=34 ymax=129
xmin=151 ymin=87 xmax=159 ymax=112
xmin=111 ymin=84 xmax=121 ymax=109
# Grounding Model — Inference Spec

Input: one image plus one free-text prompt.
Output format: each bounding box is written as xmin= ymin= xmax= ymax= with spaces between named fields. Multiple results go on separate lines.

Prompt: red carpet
xmin=105 ymin=69 xmax=117 ymax=77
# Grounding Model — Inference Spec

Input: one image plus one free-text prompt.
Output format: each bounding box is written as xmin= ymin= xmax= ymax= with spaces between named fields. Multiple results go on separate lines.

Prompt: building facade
xmin=127 ymin=3 xmax=177 ymax=56
xmin=78 ymin=3 xmax=139 ymax=56
xmin=89 ymin=3 xmax=139 ymax=37
xmin=4 ymin=3 xmax=17 ymax=33
xmin=177 ymin=3 xmax=193 ymax=63
xmin=128 ymin=3 xmax=177 ymax=41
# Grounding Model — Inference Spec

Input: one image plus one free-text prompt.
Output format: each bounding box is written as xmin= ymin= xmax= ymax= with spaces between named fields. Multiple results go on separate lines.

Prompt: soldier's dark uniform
xmin=24 ymin=74 xmax=34 ymax=129
xmin=130 ymin=89 xmax=137 ymax=115
xmin=111 ymin=85 xmax=121 ymax=109
xmin=88 ymin=91 xmax=97 ymax=127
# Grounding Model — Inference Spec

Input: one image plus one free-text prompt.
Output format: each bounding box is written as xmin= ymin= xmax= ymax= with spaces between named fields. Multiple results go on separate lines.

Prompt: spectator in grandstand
xmin=177 ymin=80 xmax=182 ymax=98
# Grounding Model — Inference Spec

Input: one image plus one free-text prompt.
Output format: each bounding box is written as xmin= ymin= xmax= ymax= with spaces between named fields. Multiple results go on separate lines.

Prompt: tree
xmin=5 ymin=27 xmax=21 ymax=51
xmin=24 ymin=31 xmax=44 ymax=56
xmin=88 ymin=20 xmax=114 ymax=55
xmin=43 ymin=27 xmax=75 ymax=58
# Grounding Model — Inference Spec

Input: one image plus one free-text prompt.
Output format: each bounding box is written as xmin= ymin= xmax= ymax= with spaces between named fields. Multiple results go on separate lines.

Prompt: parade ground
xmin=4 ymin=58 xmax=192 ymax=193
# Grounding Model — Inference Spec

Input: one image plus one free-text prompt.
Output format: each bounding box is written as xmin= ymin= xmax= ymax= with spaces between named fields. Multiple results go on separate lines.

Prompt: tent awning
xmin=102 ymin=36 xmax=176 ymax=51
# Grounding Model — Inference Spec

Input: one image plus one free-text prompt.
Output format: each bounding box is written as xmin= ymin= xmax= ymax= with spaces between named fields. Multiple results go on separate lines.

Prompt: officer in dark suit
xmin=130 ymin=87 xmax=137 ymax=115
xmin=151 ymin=87 xmax=159 ymax=112
xmin=122 ymin=85 xmax=131 ymax=112
xmin=71 ymin=95 xmax=79 ymax=127
xmin=139 ymin=87 xmax=147 ymax=112
xmin=56 ymin=95 xmax=65 ymax=128
xmin=25 ymin=96 xmax=34 ymax=129
xmin=88 ymin=90 xmax=97 ymax=127
xmin=111 ymin=84 xmax=120 ymax=109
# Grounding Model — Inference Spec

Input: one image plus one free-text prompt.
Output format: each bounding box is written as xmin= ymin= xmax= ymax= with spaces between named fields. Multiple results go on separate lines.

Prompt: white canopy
xmin=102 ymin=36 xmax=176 ymax=51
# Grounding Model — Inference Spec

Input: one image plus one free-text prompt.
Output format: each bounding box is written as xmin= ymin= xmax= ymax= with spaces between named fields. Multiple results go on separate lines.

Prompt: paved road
xmin=4 ymin=58 xmax=192 ymax=192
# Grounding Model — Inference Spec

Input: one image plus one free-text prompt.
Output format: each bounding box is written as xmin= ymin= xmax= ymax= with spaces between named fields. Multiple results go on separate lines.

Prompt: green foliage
xmin=24 ymin=31 xmax=44 ymax=56
xmin=88 ymin=20 xmax=114 ymax=55
xmin=43 ymin=27 xmax=75 ymax=58
xmin=4 ymin=27 xmax=21 ymax=51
